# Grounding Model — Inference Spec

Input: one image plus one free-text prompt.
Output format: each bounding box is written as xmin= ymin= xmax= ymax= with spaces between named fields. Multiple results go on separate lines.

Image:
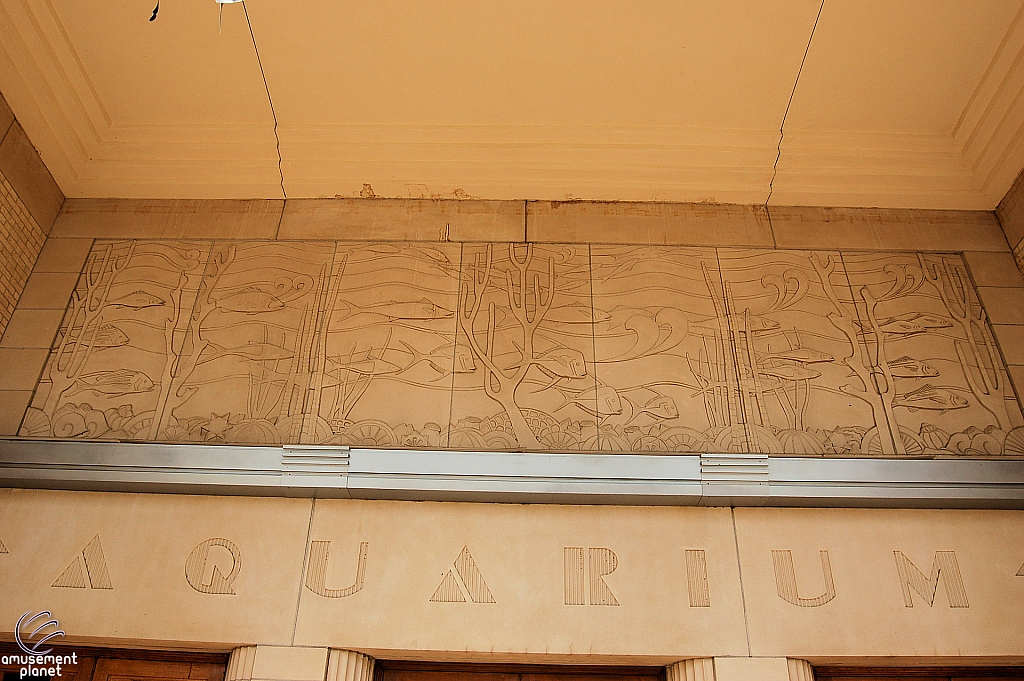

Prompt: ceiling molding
xmin=2 ymin=0 xmax=1024 ymax=208
xmin=0 ymin=0 xmax=109 ymax=187
xmin=953 ymin=0 xmax=1024 ymax=200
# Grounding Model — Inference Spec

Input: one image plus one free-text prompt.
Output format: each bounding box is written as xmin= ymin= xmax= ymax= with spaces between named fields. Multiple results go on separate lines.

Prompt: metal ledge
xmin=1 ymin=438 xmax=1024 ymax=507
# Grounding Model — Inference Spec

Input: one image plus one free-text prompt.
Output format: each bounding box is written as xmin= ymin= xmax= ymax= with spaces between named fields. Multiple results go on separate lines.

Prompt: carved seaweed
xmin=458 ymin=244 xmax=555 ymax=448
xmin=920 ymin=255 xmax=1010 ymax=431
xmin=44 ymin=242 xmax=137 ymax=416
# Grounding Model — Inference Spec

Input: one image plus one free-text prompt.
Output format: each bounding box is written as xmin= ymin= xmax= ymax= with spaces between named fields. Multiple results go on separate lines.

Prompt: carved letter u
xmin=772 ymin=550 xmax=836 ymax=607
xmin=305 ymin=541 xmax=369 ymax=598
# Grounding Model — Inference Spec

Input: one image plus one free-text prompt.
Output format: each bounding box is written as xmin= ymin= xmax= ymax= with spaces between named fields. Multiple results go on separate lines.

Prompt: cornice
xmin=953 ymin=1 xmax=1024 ymax=199
xmin=1 ymin=0 xmax=1023 ymax=208
xmin=0 ymin=0 xmax=107 ymax=187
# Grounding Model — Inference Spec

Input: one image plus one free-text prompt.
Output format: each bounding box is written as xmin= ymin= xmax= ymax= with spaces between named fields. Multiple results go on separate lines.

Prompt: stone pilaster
xmin=225 ymin=646 xmax=330 ymax=681
xmin=787 ymin=659 xmax=814 ymax=681
xmin=326 ymin=650 xmax=374 ymax=681
xmin=226 ymin=646 xmax=257 ymax=681
xmin=666 ymin=659 xmax=716 ymax=681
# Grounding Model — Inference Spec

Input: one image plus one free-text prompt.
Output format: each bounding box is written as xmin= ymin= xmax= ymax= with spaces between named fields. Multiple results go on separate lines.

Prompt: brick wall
xmin=0 ymin=91 xmax=64 ymax=339
xmin=0 ymin=170 xmax=46 ymax=335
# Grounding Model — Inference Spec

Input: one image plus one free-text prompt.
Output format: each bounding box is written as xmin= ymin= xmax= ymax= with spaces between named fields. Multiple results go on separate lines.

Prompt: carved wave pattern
xmin=19 ymin=241 xmax=1024 ymax=458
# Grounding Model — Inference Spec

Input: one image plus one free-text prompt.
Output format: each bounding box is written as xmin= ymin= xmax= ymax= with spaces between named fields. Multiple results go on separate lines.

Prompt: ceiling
xmin=1 ymin=0 xmax=1024 ymax=208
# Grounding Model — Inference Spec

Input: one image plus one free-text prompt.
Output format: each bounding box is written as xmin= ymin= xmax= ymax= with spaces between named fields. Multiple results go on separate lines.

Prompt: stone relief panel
xmin=16 ymin=239 xmax=1024 ymax=458
xmin=25 ymin=240 xmax=213 ymax=440
xmin=589 ymin=246 xmax=731 ymax=452
xmin=160 ymin=241 xmax=337 ymax=444
xmin=448 ymin=243 xmax=598 ymax=451
xmin=302 ymin=242 xmax=461 ymax=447
xmin=716 ymin=249 xmax=876 ymax=455
xmin=843 ymin=252 xmax=1024 ymax=456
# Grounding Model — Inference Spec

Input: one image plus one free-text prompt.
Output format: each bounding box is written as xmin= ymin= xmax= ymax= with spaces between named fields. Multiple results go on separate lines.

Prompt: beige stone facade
xmin=4 ymin=8 xmax=1024 ymax=678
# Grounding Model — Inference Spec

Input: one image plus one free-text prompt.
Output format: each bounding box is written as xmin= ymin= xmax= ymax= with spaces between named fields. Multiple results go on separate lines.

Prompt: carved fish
xmin=72 ymin=369 xmax=154 ymax=396
xmin=855 ymin=319 xmax=926 ymax=335
xmin=420 ymin=247 xmax=451 ymax=264
xmin=887 ymin=355 xmax=940 ymax=378
xmin=362 ymin=244 xmax=402 ymax=255
xmin=423 ymin=249 xmax=458 ymax=275
xmin=511 ymin=342 xmax=586 ymax=378
xmin=555 ymin=385 xmax=622 ymax=416
xmin=728 ymin=313 xmax=780 ymax=332
xmin=88 ymin=324 xmax=130 ymax=349
xmin=757 ymin=348 xmax=833 ymax=364
xmin=206 ymin=341 xmax=294 ymax=363
xmin=545 ymin=302 xmax=609 ymax=324
xmin=595 ymin=256 xmax=644 ymax=282
xmin=332 ymin=357 xmax=402 ymax=377
xmin=217 ymin=287 xmax=285 ymax=314
xmin=628 ymin=395 xmax=679 ymax=422
xmin=108 ymin=291 xmax=164 ymax=309
xmin=892 ymin=312 xmax=953 ymax=329
xmin=893 ymin=384 xmax=969 ymax=413
xmin=399 ymin=340 xmax=476 ymax=375
xmin=757 ymin=365 xmax=821 ymax=381
xmin=355 ymin=298 xmax=454 ymax=320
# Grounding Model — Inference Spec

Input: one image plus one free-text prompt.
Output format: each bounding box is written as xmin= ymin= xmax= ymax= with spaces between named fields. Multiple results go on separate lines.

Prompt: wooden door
xmin=92 ymin=658 xmax=224 ymax=681
xmin=0 ymin=646 xmax=225 ymax=681
xmin=377 ymin=661 xmax=663 ymax=681
xmin=816 ymin=668 xmax=1024 ymax=681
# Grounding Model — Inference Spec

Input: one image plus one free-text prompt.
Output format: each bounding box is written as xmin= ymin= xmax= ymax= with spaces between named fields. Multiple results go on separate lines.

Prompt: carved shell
xmin=918 ymin=423 xmax=950 ymax=450
xmin=342 ymin=419 xmax=397 ymax=447
xmin=584 ymin=432 xmax=632 ymax=451
xmin=945 ymin=432 xmax=972 ymax=455
xmin=51 ymin=403 xmax=109 ymax=439
xmin=104 ymin=404 xmax=135 ymax=432
xmin=968 ymin=432 xmax=1003 ymax=455
xmin=447 ymin=426 xmax=488 ymax=449
xmin=863 ymin=426 xmax=925 ymax=456
xmin=225 ymin=419 xmax=280 ymax=445
xmin=482 ymin=429 xmax=518 ymax=449
xmin=983 ymin=426 xmax=1007 ymax=449
xmin=778 ymin=428 xmax=826 ymax=455
xmin=658 ymin=426 xmax=710 ymax=453
xmin=631 ymin=435 xmax=666 ymax=452
xmin=1004 ymin=426 xmax=1024 ymax=455
xmin=18 ymin=407 xmax=51 ymax=437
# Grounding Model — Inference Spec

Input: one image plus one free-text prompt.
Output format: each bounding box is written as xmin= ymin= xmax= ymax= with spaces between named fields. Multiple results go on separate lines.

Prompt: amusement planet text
xmin=2 ymin=653 xmax=77 ymax=678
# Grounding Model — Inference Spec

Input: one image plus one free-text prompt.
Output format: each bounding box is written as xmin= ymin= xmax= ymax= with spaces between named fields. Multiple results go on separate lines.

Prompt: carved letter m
xmin=893 ymin=551 xmax=969 ymax=608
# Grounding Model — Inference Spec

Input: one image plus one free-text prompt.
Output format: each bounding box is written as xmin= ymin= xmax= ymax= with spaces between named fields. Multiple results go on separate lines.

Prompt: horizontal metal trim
xmin=1 ymin=438 xmax=1023 ymax=508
